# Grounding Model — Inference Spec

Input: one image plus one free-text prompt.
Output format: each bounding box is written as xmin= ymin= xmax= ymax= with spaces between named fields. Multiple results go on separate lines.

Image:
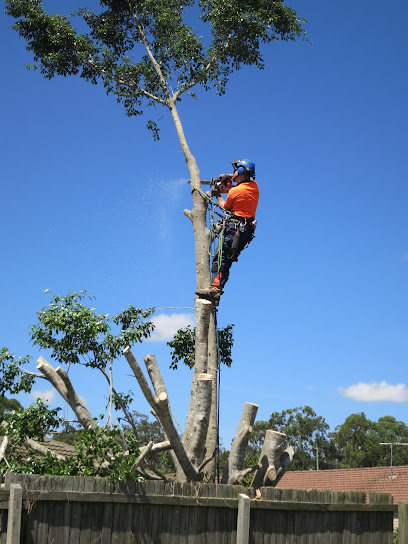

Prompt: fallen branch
xmin=132 ymin=440 xmax=153 ymax=471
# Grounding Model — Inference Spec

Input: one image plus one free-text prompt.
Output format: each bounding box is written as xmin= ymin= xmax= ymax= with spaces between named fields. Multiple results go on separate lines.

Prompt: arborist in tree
xmin=196 ymin=159 xmax=259 ymax=302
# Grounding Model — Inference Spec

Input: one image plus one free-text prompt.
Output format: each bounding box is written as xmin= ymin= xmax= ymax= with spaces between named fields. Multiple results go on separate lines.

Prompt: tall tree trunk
xmin=168 ymin=98 xmax=218 ymax=469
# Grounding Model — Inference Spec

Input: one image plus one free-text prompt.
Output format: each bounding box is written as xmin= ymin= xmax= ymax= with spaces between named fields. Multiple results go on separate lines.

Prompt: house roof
xmin=41 ymin=437 xmax=77 ymax=458
xmin=276 ymin=466 xmax=408 ymax=504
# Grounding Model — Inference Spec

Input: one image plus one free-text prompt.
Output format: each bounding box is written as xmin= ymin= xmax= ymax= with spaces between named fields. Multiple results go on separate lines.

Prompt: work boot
xmin=195 ymin=286 xmax=223 ymax=301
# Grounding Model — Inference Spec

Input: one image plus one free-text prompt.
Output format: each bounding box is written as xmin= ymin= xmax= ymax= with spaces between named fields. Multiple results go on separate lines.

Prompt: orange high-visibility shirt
xmin=224 ymin=180 xmax=259 ymax=218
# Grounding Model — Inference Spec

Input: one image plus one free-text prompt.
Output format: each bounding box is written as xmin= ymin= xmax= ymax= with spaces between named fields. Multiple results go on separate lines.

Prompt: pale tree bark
xmin=221 ymin=402 xmax=258 ymax=484
xmin=183 ymin=299 xmax=213 ymax=466
xmin=203 ymin=312 xmax=219 ymax=481
xmin=123 ymin=347 xmax=201 ymax=481
xmin=251 ymin=430 xmax=295 ymax=490
xmin=26 ymin=438 xmax=67 ymax=461
xmin=36 ymin=356 xmax=97 ymax=429
xmin=0 ymin=436 xmax=9 ymax=464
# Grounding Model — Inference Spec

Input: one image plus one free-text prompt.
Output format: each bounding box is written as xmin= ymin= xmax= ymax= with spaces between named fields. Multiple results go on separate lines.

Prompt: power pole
xmin=379 ymin=442 xmax=408 ymax=478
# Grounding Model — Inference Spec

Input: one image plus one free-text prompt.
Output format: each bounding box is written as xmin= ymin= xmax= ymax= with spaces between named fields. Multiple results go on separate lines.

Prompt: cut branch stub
xmin=123 ymin=346 xmax=201 ymax=482
xmin=221 ymin=402 xmax=258 ymax=485
xmin=251 ymin=430 xmax=293 ymax=490
xmin=36 ymin=357 xmax=97 ymax=429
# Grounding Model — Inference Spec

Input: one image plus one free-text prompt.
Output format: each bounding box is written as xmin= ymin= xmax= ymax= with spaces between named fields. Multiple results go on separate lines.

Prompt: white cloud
xmin=147 ymin=313 xmax=195 ymax=342
xmin=339 ymin=381 xmax=408 ymax=403
xmin=30 ymin=388 xmax=57 ymax=404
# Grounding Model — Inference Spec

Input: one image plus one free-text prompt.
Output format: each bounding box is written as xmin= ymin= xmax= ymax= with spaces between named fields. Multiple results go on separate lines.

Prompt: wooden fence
xmin=0 ymin=473 xmax=404 ymax=543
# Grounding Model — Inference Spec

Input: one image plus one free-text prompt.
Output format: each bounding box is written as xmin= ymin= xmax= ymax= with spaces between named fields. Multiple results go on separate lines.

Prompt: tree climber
xmin=196 ymin=159 xmax=259 ymax=302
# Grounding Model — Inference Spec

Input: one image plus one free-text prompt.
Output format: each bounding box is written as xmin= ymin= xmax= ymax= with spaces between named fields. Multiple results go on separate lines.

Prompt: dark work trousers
xmin=211 ymin=220 xmax=253 ymax=289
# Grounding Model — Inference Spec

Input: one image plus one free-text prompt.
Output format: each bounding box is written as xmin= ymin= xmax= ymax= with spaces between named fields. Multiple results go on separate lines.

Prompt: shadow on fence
xmin=0 ymin=473 xmax=403 ymax=543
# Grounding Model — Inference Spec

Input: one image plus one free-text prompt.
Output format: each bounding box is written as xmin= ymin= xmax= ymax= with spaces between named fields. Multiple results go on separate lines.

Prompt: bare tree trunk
xmin=183 ymin=299 xmax=212 ymax=464
xmin=203 ymin=313 xmax=218 ymax=481
xmin=251 ymin=430 xmax=294 ymax=490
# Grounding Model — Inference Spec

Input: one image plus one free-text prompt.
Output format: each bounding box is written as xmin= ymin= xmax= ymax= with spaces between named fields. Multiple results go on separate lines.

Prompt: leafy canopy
xmin=167 ymin=323 xmax=234 ymax=370
xmin=31 ymin=289 xmax=154 ymax=369
xmin=6 ymin=0 xmax=306 ymax=136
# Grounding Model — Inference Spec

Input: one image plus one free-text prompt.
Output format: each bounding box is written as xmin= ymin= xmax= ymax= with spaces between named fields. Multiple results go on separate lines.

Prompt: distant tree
xmin=332 ymin=412 xmax=377 ymax=468
xmin=267 ymin=406 xmax=335 ymax=470
xmin=0 ymin=395 xmax=22 ymax=420
xmin=373 ymin=416 xmax=408 ymax=466
xmin=332 ymin=413 xmax=408 ymax=468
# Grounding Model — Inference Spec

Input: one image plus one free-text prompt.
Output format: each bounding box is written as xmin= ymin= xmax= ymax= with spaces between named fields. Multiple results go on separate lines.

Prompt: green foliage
xmin=167 ymin=324 xmax=234 ymax=370
xmin=267 ymin=406 xmax=333 ymax=471
xmin=332 ymin=413 xmax=408 ymax=468
xmin=0 ymin=395 xmax=23 ymax=420
xmin=3 ymin=399 xmax=62 ymax=444
xmin=244 ymin=408 xmax=408 ymax=472
xmin=1 ymin=402 xmax=143 ymax=482
xmin=30 ymin=290 xmax=154 ymax=370
xmin=0 ymin=348 xmax=35 ymax=396
xmin=5 ymin=0 xmax=307 ymax=136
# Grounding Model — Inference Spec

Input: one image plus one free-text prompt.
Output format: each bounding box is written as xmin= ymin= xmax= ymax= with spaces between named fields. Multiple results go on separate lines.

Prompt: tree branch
xmin=221 ymin=402 xmax=258 ymax=484
xmin=174 ymin=33 xmax=234 ymax=100
xmin=36 ymin=357 xmax=97 ymax=429
xmin=86 ymin=57 xmax=168 ymax=106
xmin=0 ymin=436 xmax=9 ymax=463
xmin=125 ymin=0 xmax=171 ymax=103
xmin=123 ymin=347 xmax=201 ymax=482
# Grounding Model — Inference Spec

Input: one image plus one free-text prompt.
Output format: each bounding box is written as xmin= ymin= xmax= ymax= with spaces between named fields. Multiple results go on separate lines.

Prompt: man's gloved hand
xmin=211 ymin=174 xmax=231 ymax=196
xmin=218 ymin=174 xmax=230 ymax=184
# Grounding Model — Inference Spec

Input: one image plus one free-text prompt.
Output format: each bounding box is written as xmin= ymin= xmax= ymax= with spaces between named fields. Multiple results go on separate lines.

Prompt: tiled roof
xmin=42 ymin=437 xmax=77 ymax=458
xmin=276 ymin=466 xmax=408 ymax=504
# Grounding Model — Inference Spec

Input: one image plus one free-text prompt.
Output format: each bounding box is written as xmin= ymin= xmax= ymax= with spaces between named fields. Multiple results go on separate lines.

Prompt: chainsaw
xmin=200 ymin=175 xmax=233 ymax=194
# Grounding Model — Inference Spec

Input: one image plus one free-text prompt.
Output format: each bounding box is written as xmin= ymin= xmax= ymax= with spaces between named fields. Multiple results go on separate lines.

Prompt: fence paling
xmin=0 ymin=474 xmax=399 ymax=543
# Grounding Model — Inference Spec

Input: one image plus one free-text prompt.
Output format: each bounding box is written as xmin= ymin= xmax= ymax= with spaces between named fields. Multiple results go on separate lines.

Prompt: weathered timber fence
xmin=0 ymin=473 xmax=401 ymax=543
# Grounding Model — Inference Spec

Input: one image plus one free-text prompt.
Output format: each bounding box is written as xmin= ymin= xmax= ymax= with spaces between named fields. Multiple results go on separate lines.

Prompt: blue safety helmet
xmin=230 ymin=158 xmax=255 ymax=178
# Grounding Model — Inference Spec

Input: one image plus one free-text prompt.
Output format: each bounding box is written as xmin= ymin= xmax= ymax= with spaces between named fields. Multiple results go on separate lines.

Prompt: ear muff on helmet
xmin=230 ymin=158 xmax=256 ymax=178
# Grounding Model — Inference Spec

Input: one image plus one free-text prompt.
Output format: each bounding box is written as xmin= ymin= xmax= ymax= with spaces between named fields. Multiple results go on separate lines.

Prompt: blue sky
xmin=1 ymin=0 xmax=407 ymax=449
